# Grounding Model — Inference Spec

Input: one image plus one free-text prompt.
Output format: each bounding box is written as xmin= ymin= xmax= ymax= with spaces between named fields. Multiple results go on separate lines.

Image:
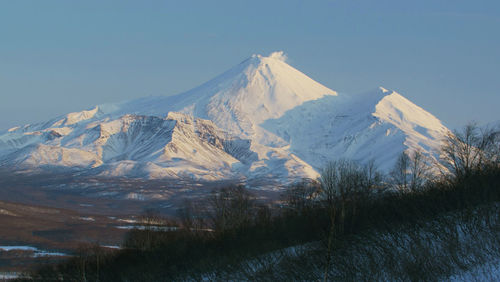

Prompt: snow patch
xmin=0 ymin=246 xmax=68 ymax=258
xmin=268 ymin=51 xmax=288 ymax=62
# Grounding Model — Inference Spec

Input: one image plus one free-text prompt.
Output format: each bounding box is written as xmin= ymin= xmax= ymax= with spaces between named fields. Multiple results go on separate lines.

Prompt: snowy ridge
xmin=0 ymin=52 xmax=450 ymax=183
xmin=261 ymin=87 xmax=449 ymax=171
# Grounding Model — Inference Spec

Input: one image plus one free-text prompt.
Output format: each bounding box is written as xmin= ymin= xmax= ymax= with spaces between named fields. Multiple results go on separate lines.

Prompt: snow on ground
xmin=447 ymin=259 xmax=500 ymax=281
xmin=101 ymin=245 xmax=121 ymax=249
xmin=0 ymin=246 xmax=68 ymax=257
xmin=114 ymin=225 xmax=178 ymax=231
xmin=0 ymin=272 xmax=19 ymax=280
xmin=192 ymin=203 xmax=499 ymax=281
xmin=0 ymin=246 xmax=38 ymax=252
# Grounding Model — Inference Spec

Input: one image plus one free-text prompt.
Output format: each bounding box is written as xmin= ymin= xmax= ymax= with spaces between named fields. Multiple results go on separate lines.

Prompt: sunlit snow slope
xmin=0 ymin=52 xmax=450 ymax=182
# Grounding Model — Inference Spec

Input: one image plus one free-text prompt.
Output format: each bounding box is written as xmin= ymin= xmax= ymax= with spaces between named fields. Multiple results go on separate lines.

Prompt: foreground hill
xmin=0 ymin=52 xmax=449 ymax=182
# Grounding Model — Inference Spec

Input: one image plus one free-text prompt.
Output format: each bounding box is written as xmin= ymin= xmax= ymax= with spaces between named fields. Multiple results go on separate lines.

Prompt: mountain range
xmin=0 ymin=51 xmax=450 ymax=183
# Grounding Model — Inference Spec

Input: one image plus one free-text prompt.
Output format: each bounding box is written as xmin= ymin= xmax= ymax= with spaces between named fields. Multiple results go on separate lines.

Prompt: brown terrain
xmin=0 ymin=169 xmax=280 ymax=274
xmin=0 ymin=200 xmax=127 ymax=273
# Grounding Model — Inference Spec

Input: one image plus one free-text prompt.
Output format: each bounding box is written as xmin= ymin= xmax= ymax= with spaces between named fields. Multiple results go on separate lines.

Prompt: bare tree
xmin=391 ymin=152 xmax=410 ymax=191
xmin=441 ymin=123 xmax=498 ymax=180
xmin=177 ymin=199 xmax=207 ymax=234
xmin=319 ymin=160 xmax=341 ymax=282
xmin=208 ymin=185 xmax=255 ymax=234
xmin=482 ymin=125 xmax=500 ymax=167
xmin=319 ymin=159 xmax=376 ymax=281
xmin=139 ymin=208 xmax=165 ymax=226
xmin=409 ymin=150 xmax=430 ymax=190
xmin=284 ymin=178 xmax=320 ymax=215
xmin=391 ymin=150 xmax=430 ymax=192
xmin=75 ymin=242 xmax=105 ymax=282
xmin=363 ymin=159 xmax=384 ymax=191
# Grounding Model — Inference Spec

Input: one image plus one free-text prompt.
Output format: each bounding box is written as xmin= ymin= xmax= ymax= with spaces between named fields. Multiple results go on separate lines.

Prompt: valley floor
xmin=0 ymin=171 xmax=279 ymax=274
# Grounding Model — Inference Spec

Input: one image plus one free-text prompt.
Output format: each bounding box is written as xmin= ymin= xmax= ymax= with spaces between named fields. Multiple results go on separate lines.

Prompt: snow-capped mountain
xmin=0 ymin=51 xmax=450 ymax=182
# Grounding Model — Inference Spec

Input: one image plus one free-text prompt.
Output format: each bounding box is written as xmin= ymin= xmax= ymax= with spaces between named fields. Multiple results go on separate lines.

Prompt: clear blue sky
xmin=1 ymin=0 xmax=499 ymax=130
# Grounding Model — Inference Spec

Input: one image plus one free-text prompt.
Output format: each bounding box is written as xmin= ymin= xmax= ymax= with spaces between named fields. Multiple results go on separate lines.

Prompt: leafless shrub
xmin=318 ymin=159 xmax=381 ymax=281
xmin=283 ymin=178 xmax=320 ymax=215
xmin=177 ymin=199 xmax=206 ymax=234
xmin=441 ymin=122 xmax=498 ymax=181
xmin=139 ymin=208 xmax=166 ymax=226
xmin=232 ymin=203 xmax=499 ymax=282
xmin=391 ymin=150 xmax=431 ymax=192
xmin=208 ymin=185 xmax=256 ymax=234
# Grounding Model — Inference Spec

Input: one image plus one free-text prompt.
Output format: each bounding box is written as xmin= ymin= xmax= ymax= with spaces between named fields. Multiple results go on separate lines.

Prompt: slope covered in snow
xmin=262 ymin=87 xmax=449 ymax=171
xmin=93 ymin=51 xmax=337 ymax=145
xmin=0 ymin=52 xmax=450 ymax=183
xmin=0 ymin=111 xmax=316 ymax=181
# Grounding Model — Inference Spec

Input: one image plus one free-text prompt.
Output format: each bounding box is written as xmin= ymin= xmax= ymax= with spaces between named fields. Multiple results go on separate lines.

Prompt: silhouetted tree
xmin=319 ymin=159 xmax=378 ymax=281
xmin=283 ymin=178 xmax=320 ymax=215
xmin=391 ymin=150 xmax=430 ymax=192
xmin=177 ymin=199 xmax=206 ymax=234
xmin=441 ymin=123 xmax=498 ymax=181
xmin=208 ymin=185 xmax=256 ymax=234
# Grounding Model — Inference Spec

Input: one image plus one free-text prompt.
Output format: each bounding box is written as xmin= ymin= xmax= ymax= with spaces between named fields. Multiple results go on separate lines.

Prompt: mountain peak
xmin=379 ymin=86 xmax=390 ymax=93
xmin=136 ymin=51 xmax=338 ymax=139
xmin=268 ymin=50 xmax=288 ymax=61
xmin=250 ymin=51 xmax=288 ymax=63
xmin=0 ymin=52 xmax=451 ymax=183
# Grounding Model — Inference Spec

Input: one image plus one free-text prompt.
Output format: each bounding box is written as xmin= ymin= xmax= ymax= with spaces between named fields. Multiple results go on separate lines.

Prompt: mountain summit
xmin=0 ymin=52 xmax=449 ymax=183
xmin=98 ymin=51 xmax=337 ymax=143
